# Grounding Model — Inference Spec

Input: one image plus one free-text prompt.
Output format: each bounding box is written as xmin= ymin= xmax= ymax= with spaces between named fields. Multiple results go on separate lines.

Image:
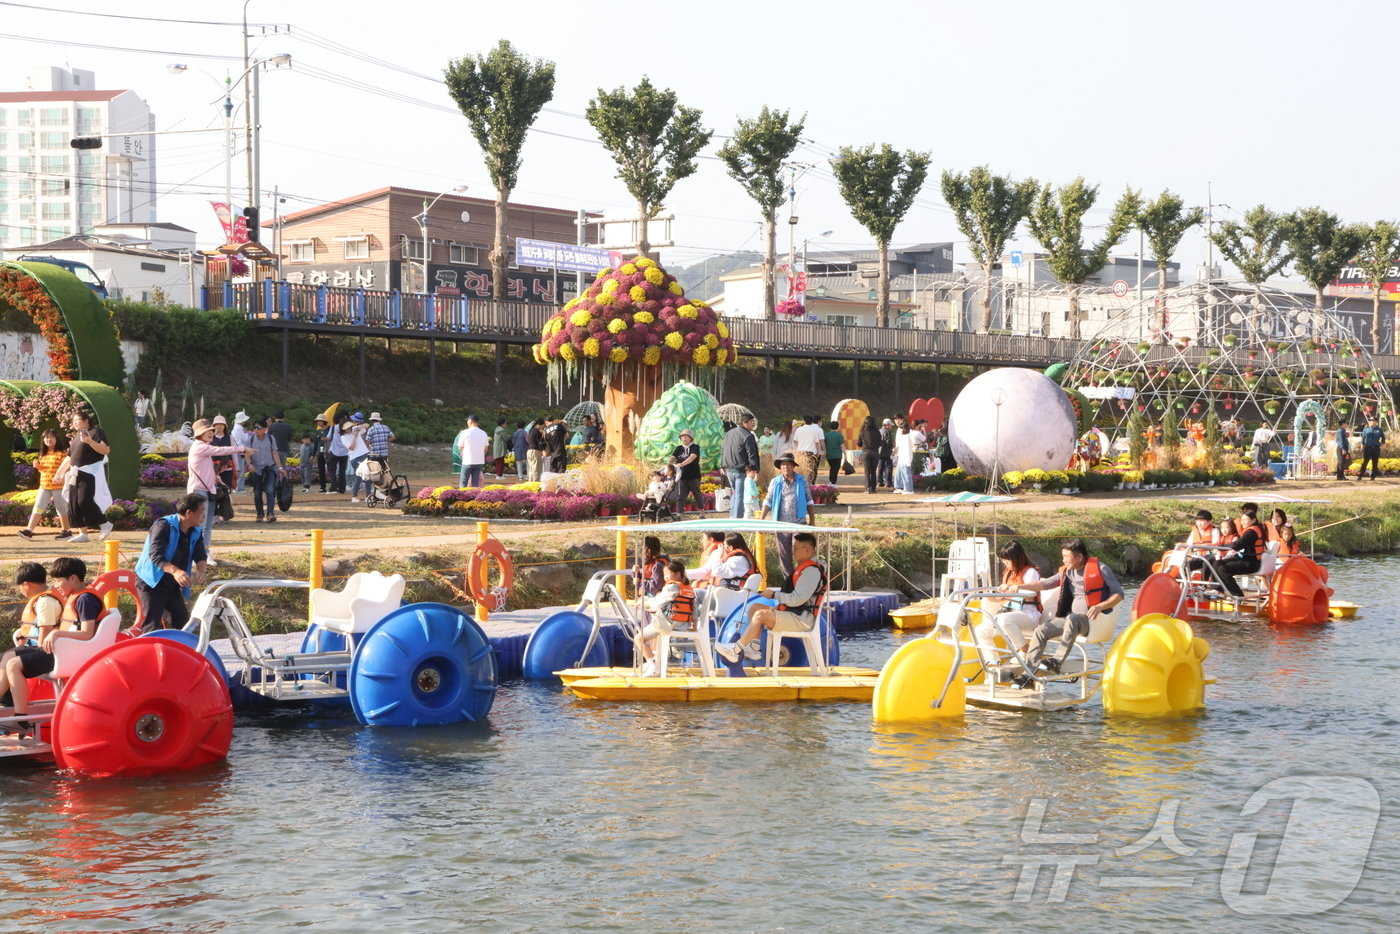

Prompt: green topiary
xmin=633 ymin=380 xmax=723 ymax=470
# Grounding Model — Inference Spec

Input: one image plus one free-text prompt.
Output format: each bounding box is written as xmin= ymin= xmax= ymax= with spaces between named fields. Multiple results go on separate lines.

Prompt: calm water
xmin=1 ymin=557 xmax=1397 ymax=932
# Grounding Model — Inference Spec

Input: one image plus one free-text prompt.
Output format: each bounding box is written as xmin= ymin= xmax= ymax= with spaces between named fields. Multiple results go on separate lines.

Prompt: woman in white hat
xmin=231 ymin=411 xmax=251 ymax=493
xmin=186 ymin=419 xmax=223 ymax=561
xmin=209 ymin=415 xmax=236 ymax=496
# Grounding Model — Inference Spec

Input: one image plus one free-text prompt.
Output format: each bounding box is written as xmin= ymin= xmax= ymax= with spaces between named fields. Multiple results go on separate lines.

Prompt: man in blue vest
xmin=136 ymin=493 xmax=209 ymax=631
xmin=758 ymin=454 xmax=815 ymax=576
xmin=1358 ymin=416 xmax=1386 ymax=481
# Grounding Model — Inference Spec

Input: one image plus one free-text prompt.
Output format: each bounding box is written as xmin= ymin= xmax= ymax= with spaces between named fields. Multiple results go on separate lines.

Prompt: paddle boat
xmin=183 ymin=574 xmax=498 ymax=726
xmin=872 ymin=586 xmax=1211 ymax=722
xmin=888 ymin=492 xmax=1012 ymax=631
xmin=531 ymin=519 xmax=882 ymax=702
xmin=1136 ymin=494 xmax=1339 ymax=626
xmin=0 ymin=570 xmax=234 ymax=775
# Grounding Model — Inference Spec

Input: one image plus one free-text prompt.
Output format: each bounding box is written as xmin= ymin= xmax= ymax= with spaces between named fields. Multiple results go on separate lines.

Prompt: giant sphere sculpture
xmin=948 ymin=368 xmax=1077 ymax=476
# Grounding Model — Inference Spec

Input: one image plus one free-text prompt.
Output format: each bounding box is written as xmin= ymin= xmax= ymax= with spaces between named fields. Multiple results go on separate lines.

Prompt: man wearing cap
xmin=366 ymin=412 xmax=395 ymax=459
xmin=231 ymin=411 xmax=251 ymax=492
xmin=268 ymin=410 xmax=293 ymax=460
xmin=545 ymin=415 xmax=569 ymax=474
xmin=1183 ymin=508 xmax=1222 ymax=573
xmin=672 ymin=430 xmax=704 ymax=512
xmin=1358 ymin=416 xmax=1386 ymax=481
xmin=759 ymin=453 xmax=815 ymax=575
xmin=455 ymin=415 xmax=490 ymax=489
xmin=721 ymin=414 xmax=759 ymax=519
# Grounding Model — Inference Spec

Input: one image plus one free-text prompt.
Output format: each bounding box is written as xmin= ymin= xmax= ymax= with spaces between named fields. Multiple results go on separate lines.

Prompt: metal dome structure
xmin=1061 ymin=282 xmax=1398 ymax=456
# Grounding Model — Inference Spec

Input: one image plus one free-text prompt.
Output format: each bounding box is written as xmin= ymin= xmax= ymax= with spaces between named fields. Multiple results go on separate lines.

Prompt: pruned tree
xmin=1354 ymin=220 xmax=1400 ymax=352
xmin=1210 ymin=205 xmax=1294 ymax=323
xmin=1136 ymin=190 xmax=1203 ymax=336
xmin=830 ymin=144 xmax=930 ymax=327
xmin=941 ymin=165 xmax=1037 ymax=332
xmin=718 ymin=107 xmax=806 ymax=319
xmin=1286 ymin=206 xmax=1366 ymax=313
xmin=1025 ymin=178 xmax=1140 ymax=340
xmin=444 ymin=41 xmax=556 ymax=301
xmin=586 ymin=77 xmax=712 ymax=256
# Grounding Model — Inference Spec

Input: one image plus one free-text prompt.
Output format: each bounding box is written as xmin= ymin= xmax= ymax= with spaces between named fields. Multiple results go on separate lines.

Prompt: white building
xmin=0 ymin=66 xmax=157 ymax=249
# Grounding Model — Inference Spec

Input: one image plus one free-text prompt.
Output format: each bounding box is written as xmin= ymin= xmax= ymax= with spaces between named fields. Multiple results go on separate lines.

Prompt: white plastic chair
xmin=1237 ymin=541 xmax=1281 ymax=600
xmin=939 ymin=537 xmax=993 ymax=598
xmin=765 ymin=597 xmax=830 ymax=676
xmin=51 ymin=608 xmax=122 ymax=681
xmin=310 ymin=571 xmax=405 ymax=637
xmin=655 ymin=588 xmax=716 ymax=678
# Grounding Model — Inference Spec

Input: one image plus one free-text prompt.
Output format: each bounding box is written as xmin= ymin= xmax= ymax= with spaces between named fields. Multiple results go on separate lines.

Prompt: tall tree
xmin=1210 ymin=204 xmax=1294 ymax=322
xmin=718 ymin=107 xmax=806 ymax=319
xmin=830 ymin=144 xmax=930 ymax=327
xmin=444 ymin=41 xmax=556 ymax=301
xmin=941 ymin=165 xmax=1037 ymax=332
xmin=1286 ymin=206 xmax=1366 ymax=313
xmin=1136 ymin=190 xmax=1203 ymax=336
xmin=586 ymin=77 xmax=712 ymax=256
xmin=1354 ymin=220 xmax=1400 ymax=352
xmin=1025 ymin=178 xmax=1140 ymax=340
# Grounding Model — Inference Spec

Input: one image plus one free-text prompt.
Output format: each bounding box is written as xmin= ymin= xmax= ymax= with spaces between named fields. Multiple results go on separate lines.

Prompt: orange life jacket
xmin=19 ymin=588 xmax=62 ymax=642
xmin=1004 ymin=566 xmax=1042 ymax=612
xmin=1278 ymin=538 xmax=1301 ymax=556
xmin=1188 ymin=522 xmax=1217 ymax=546
xmin=1242 ymin=526 xmax=1267 ymax=559
xmin=666 ymin=583 xmax=696 ymax=627
xmin=1058 ymin=557 xmax=1109 ymax=607
xmin=778 ymin=558 xmax=828 ymax=615
xmin=59 ymin=586 xmax=102 ymax=629
xmin=720 ymin=547 xmax=756 ymax=589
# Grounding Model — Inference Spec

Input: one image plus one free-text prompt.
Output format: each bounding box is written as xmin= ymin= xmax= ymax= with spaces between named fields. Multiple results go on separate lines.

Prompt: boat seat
xmin=704 ymin=574 xmax=763 ymax=625
xmin=939 ymin=538 xmax=992 ymax=599
xmin=655 ymin=588 xmax=716 ymax=678
xmin=310 ymin=571 xmax=405 ymax=636
xmin=766 ymin=597 xmax=830 ymax=676
xmin=51 ymin=608 xmax=122 ymax=681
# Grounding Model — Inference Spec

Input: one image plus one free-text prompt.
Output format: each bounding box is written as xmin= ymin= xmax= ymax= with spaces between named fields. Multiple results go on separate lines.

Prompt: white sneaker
xmin=98 ymin=522 xmax=114 ymax=541
xmin=206 ymin=556 xmax=218 ymax=568
xmin=66 ymin=533 xmax=90 ymax=543
xmin=641 ymin=659 xmax=660 ymax=677
xmin=715 ymin=642 xmax=741 ymax=663
xmin=742 ymin=641 xmax=762 ymax=661
xmin=350 ymin=497 xmax=361 ymax=503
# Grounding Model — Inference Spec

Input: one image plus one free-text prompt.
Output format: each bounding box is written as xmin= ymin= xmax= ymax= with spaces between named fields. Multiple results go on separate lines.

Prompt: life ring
xmin=466 ymin=536 xmax=513 ymax=614
xmin=91 ymin=569 xmax=144 ymax=634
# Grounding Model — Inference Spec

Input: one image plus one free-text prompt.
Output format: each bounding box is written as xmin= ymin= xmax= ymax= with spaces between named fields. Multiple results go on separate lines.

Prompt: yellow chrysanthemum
xmin=716 ymin=321 xmax=729 ymax=339
xmin=692 ymin=346 xmax=711 ymax=366
xmin=597 ymin=292 xmax=615 ymax=306
xmin=635 ymin=257 xmax=655 ymax=268
xmin=559 ymin=343 xmax=576 ymax=361
xmin=531 ymin=343 xmax=544 ymax=363
xmin=716 ymin=348 xmax=729 ymax=366
xmin=668 ymin=281 xmax=683 ymax=295
xmin=607 ymin=318 xmax=627 ymax=334
xmin=570 ymin=309 xmax=592 ymax=327
xmin=692 ymin=299 xmax=708 ymax=309
xmin=609 ymin=346 xmax=629 ymax=363
xmin=596 ymin=267 xmax=612 ymax=278
xmin=704 ymin=333 xmax=718 ymax=349
xmin=602 ymin=278 xmax=619 ymax=293
xmin=677 ymin=304 xmax=698 ymax=319
xmin=620 ymin=263 xmax=638 ymax=275
xmin=643 ymin=346 xmax=661 ymax=366
xmin=629 ymin=285 xmax=647 ymax=302
xmin=664 ymin=332 xmax=684 ymax=350
xmin=644 ymin=267 xmax=664 ymax=285
xmin=583 ymin=337 xmax=601 ymax=358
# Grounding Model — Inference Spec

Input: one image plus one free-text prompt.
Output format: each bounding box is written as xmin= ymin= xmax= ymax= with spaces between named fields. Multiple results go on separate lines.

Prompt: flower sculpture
xmin=0 ymin=264 xmax=78 ymax=380
xmin=534 ymin=257 xmax=738 ymax=459
xmin=775 ymin=298 xmax=806 ymax=317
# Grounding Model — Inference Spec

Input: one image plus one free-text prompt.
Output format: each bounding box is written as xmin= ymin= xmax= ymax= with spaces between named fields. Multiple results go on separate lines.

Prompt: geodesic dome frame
xmin=1062 ymin=282 xmax=1398 ymax=445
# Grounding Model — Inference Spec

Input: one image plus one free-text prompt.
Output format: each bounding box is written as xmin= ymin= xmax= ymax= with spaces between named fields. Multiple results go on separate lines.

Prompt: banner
xmin=515 ymin=237 xmax=612 ymax=273
xmin=1079 ymin=386 xmax=1136 ymax=400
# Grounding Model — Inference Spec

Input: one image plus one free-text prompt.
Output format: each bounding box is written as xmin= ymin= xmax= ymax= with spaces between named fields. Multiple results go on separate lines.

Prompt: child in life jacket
xmin=638 ymin=560 xmax=697 ymax=677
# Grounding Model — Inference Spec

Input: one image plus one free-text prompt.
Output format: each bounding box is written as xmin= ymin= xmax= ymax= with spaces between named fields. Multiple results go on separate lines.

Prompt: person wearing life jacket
xmin=1019 ymin=538 xmax=1125 ymax=677
xmin=637 ymin=559 xmax=697 ymax=677
xmin=1277 ymin=523 xmax=1302 ymax=561
xmin=10 ymin=562 xmax=60 ymax=649
xmin=0 ymin=556 xmax=103 ymax=731
xmin=136 ymin=493 xmax=210 ymax=631
xmin=708 ymin=533 xmax=757 ymax=590
xmin=1204 ymin=509 xmax=1265 ymax=597
xmin=973 ymin=540 xmax=1044 ymax=657
xmin=632 ymin=536 xmax=671 ymax=597
xmin=686 ymin=532 xmax=727 ymax=582
xmin=1182 ymin=508 xmax=1224 ymax=573
xmin=716 ymin=532 xmax=827 ymax=664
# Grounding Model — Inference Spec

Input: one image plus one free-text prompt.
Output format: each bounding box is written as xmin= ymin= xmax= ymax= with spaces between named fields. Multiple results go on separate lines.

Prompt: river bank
xmin=123 ymin=479 xmax=1398 ymax=635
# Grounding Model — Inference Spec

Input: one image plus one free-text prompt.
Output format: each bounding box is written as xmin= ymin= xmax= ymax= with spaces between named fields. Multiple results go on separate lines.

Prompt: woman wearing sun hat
xmin=186 ymin=419 xmax=223 ymax=562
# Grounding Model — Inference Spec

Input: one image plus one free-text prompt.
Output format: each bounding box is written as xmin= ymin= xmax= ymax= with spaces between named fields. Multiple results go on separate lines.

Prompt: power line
xmin=0 ymin=2 xmax=275 ymax=27
xmin=0 ymin=31 xmax=241 ymax=61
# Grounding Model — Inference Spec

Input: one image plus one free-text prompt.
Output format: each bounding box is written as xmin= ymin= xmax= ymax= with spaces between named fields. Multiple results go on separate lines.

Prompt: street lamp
xmin=167 ymin=64 xmax=236 ymax=236
xmin=988 ymin=387 xmax=1006 ymax=495
xmin=416 ymin=186 xmax=469 ymax=294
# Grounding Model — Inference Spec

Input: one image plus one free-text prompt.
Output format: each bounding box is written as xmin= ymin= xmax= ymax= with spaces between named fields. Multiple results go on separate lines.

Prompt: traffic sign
xmin=1010 ymin=251 xmax=1022 ymax=267
xmin=1112 ymin=279 xmax=1130 ymax=297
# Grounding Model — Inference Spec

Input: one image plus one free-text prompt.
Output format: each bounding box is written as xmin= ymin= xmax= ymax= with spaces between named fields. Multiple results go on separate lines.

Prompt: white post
xmin=420 ymin=198 xmax=430 ymax=296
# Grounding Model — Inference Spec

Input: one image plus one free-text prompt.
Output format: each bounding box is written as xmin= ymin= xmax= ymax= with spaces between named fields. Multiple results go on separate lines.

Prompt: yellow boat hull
xmin=1328 ymin=600 xmax=1359 ymax=619
xmin=558 ymin=666 xmax=880 ymax=702
xmin=889 ymin=599 xmax=940 ymax=630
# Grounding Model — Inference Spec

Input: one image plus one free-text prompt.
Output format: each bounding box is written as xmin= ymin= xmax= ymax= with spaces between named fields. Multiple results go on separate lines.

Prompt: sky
xmin=2 ymin=0 xmax=1393 ymax=282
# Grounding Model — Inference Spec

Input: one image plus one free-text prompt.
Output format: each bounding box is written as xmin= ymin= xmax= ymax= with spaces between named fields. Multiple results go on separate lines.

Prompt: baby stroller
xmin=358 ymin=456 xmax=409 ymax=508
xmin=637 ymin=476 xmax=677 ymax=523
